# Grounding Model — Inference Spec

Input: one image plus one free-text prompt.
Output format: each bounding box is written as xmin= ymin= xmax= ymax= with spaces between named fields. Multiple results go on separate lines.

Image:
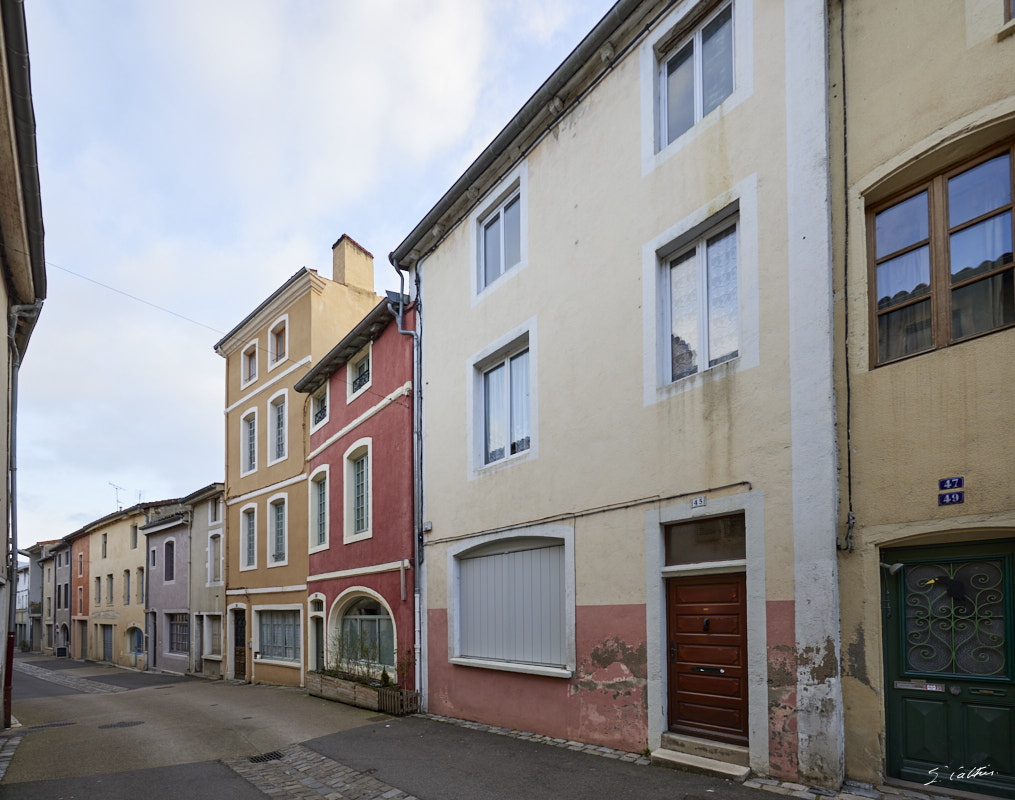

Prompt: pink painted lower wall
xmin=427 ymin=604 xmax=647 ymax=752
xmin=767 ymin=598 xmax=798 ymax=779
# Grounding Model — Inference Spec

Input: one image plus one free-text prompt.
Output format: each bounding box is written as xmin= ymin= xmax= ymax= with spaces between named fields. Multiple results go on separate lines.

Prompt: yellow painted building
xmin=85 ymin=502 xmax=179 ymax=669
xmin=831 ymin=1 xmax=1015 ymax=796
xmin=214 ymin=236 xmax=378 ymax=687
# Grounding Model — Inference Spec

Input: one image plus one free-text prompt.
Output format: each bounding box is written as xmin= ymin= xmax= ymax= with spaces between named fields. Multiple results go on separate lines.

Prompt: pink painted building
xmin=295 ymin=296 xmax=417 ymax=689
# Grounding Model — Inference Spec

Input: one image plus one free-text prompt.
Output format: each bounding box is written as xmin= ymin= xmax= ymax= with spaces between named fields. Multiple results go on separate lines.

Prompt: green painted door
xmin=883 ymin=540 xmax=1015 ymax=798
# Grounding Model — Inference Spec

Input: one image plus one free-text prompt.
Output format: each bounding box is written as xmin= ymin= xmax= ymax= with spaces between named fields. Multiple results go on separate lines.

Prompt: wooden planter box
xmin=307 ymin=673 xmax=420 ymax=716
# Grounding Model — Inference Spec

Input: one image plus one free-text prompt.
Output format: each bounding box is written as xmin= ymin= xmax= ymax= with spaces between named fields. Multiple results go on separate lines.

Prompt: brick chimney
xmin=331 ymin=234 xmax=374 ymax=293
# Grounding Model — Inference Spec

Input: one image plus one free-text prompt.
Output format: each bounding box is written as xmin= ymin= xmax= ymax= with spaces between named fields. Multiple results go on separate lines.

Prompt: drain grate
xmin=249 ymin=751 xmax=284 ymax=763
xmin=98 ymin=721 xmax=144 ymax=729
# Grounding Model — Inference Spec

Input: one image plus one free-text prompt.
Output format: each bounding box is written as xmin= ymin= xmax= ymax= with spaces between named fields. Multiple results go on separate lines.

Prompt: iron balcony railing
xmin=314 ymin=404 xmax=327 ymax=424
xmin=352 ymin=369 xmax=370 ymax=393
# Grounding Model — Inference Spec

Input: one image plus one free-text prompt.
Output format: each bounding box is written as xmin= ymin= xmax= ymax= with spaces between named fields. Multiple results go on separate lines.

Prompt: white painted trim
xmin=207 ymin=529 xmax=224 ymax=586
xmin=785 ymin=1 xmax=843 ymax=783
xmin=446 ymin=523 xmax=575 ymax=673
xmin=251 ymin=602 xmax=304 ymax=685
xmin=640 ymin=0 xmax=754 ymax=176
xmin=343 ymin=438 xmax=373 ymax=544
xmin=208 ymin=498 xmax=222 ymax=526
xmin=225 ymin=356 xmax=312 ymax=414
xmin=266 ymin=492 xmax=289 ymax=568
xmin=466 ymin=317 xmax=538 ymax=479
xmin=239 ymin=503 xmax=258 ymax=572
xmin=326 ymin=586 xmax=399 ymax=681
xmin=226 ymin=584 xmax=307 ymax=596
xmin=645 ymin=489 xmax=768 ymax=772
xmin=661 ymin=558 xmax=747 ymax=577
xmin=162 ymin=537 xmax=177 ymax=585
xmin=240 ymin=340 xmax=258 ymax=390
xmin=309 ymin=382 xmax=330 ymax=434
xmin=266 ymin=388 xmax=289 ymax=467
xmin=470 ymin=160 xmax=529 ymax=305
xmin=226 ymin=473 xmax=308 ymax=506
xmin=266 ymin=314 xmax=289 ymax=372
xmin=641 ymin=174 xmax=759 ymax=407
xmin=308 ymin=465 xmax=330 ymax=554
xmin=308 ymin=559 xmax=410 ymax=583
xmin=306 ymin=383 xmax=411 ymax=461
xmin=141 ymin=517 xmax=185 ymax=535
xmin=239 ymin=407 xmax=258 ymax=477
xmin=346 ymin=342 xmax=373 ymax=403
xmin=448 ymin=657 xmax=572 ymax=679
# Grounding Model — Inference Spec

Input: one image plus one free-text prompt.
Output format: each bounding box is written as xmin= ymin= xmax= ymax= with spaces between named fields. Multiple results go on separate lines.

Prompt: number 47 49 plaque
xmin=938 ymin=477 xmax=964 ymax=506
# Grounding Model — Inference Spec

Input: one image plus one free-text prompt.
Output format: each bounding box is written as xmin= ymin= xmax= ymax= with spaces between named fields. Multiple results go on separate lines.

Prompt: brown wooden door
xmin=233 ymin=609 xmax=246 ymax=678
xmin=667 ymin=573 xmax=748 ymax=744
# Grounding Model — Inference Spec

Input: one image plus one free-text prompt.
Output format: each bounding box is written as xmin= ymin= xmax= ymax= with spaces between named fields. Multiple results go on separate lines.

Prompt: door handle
xmin=702 ymin=618 xmax=710 ymax=632
xmin=669 ymin=641 xmax=676 ymax=663
xmin=694 ymin=666 xmax=725 ymax=674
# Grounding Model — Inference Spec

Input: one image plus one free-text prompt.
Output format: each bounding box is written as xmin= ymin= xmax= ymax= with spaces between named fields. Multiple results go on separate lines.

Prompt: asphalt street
xmin=2 ymin=652 xmax=768 ymax=800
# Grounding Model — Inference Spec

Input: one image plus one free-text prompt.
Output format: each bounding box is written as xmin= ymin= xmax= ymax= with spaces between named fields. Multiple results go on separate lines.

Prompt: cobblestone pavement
xmin=13 ymin=659 xmax=127 ymax=694
xmin=223 ymin=743 xmax=418 ymax=800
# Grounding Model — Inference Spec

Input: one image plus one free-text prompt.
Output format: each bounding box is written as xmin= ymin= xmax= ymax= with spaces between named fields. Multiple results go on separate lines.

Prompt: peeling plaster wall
xmin=427 ymin=603 xmax=647 ymax=752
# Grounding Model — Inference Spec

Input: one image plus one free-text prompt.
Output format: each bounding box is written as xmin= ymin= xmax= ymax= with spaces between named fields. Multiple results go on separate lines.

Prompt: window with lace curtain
xmin=869 ymin=144 xmax=1015 ymax=365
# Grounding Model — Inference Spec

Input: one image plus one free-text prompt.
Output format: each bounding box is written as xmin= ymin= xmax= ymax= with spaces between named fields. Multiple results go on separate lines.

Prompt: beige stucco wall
xmin=831 ymin=0 xmax=1015 ymax=784
xmin=88 ymin=513 xmax=148 ymax=668
xmin=416 ymin=0 xmax=842 ymax=781
xmin=220 ymin=269 xmax=379 ymax=686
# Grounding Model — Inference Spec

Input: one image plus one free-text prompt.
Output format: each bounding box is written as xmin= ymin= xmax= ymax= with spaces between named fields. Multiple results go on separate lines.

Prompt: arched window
xmin=336 ymin=597 xmax=394 ymax=670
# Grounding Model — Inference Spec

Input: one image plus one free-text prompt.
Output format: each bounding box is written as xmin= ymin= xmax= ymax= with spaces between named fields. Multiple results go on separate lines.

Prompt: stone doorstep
xmin=650 ymin=747 xmax=752 ymax=782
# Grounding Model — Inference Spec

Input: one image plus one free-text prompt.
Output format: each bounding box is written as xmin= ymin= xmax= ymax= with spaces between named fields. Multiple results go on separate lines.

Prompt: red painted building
xmin=295 ymin=296 xmax=417 ymax=689
xmin=67 ymin=530 xmax=90 ymax=659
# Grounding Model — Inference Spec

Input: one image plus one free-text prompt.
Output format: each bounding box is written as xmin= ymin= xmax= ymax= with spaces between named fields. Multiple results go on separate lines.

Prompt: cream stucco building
xmin=391 ymin=0 xmax=842 ymax=786
xmin=214 ymin=236 xmax=378 ymax=687
xmin=832 ymin=1 xmax=1015 ymax=796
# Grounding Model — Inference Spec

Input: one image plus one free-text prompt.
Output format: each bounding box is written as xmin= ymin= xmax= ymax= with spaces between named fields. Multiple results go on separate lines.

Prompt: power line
xmin=48 ymin=260 xmax=225 ymax=334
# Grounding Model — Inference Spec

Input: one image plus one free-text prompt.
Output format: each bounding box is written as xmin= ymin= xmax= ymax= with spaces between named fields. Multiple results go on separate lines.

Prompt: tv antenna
xmin=109 ymin=482 xmax=125 ymax=510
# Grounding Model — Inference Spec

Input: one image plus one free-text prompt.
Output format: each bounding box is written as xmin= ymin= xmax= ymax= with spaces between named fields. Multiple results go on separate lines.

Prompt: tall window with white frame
xmin=483 ymin=350 xmax=530 ymax=464
xmin=353 ymin=455 xmax=369 ymax=535
xmin=243 ymin=508 xmax=256 ymax=568
xmin=271 ymin=395 xmax=286 ymax=461
xmin=210 ymin=534 xmax=221 ymax=583
xmin=165 ymin=541 xmax=175 ymax=582
xmin=660 ymin=2 xmax=734 ymax=147
xmin=243 ymin=412 xmax=256 ymax=473
xmin=313 ymin=473 xmax=327 ymax=547
xmin=668 ymin=219 xmax=739 ymax=381
xmin=169 ymin=614 xmax=189 ymax=654
xmin=352 ymin=353 xmax=370 ymax=395
xmin=480 ymin=192 xmax=521 ymax=289
xmin=272 ymin=500 xmax=286 ymax=563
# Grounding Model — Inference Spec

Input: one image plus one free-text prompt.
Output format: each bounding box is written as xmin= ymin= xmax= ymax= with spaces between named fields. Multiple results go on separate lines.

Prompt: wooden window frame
xmin=867 ymin=141 xmax=1015 ymax=366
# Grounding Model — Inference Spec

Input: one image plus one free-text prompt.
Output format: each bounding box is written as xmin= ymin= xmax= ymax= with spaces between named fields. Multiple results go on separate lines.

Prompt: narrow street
xmin=2 ymin=652 xmax=767 ymax=800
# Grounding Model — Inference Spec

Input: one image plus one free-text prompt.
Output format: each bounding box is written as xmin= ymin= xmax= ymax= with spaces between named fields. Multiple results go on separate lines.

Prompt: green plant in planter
xmin=327 ymin=627 xmax=384 ymax=686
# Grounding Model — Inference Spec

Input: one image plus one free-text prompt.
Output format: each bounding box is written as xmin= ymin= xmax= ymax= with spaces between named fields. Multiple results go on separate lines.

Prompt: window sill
xmin=254 ymin=656 xmax=300 ymax=669
xmin=662 ymin=559 xmax=747 ymax=577
xmin=343 ymin=532 xmax=372 ymax=545
xmin=998 ymin=18 xmax=1015 ymax=41
xmin=308 ymin=543 xmax=330 ymax=555
xmin=449 ymin=657 xmax=572 ymax=679
xmin=267 ymin=558 xmax=289 ymax=569
xmin=202 ymin=654 xmax=223 ymax=662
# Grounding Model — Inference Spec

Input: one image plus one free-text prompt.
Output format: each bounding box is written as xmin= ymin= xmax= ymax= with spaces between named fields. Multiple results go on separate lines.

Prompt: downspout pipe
xmin=387 ymin=256 xmax=424 ymax=701
xmin=5 ymin=300 xmax=42 ymax=728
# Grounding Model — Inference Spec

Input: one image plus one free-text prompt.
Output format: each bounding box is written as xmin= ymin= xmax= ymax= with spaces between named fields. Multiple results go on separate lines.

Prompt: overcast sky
xmin=17 ymin=0 xmax=615 ymax=548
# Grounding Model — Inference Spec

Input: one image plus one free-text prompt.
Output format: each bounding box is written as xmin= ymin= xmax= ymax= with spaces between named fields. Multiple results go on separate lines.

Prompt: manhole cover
xmin=98 ymin=721 xmax=144 ymax=729
xmin=249 ymin=751 xmax=284 ymax=763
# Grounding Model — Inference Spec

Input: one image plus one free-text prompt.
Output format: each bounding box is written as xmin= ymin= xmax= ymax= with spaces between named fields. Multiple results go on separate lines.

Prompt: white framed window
xmin=640 ymin=0 xmax=753 ymax=173
xmin=333 ymin=594 xmax=395 ymax=673
xmin=268 ymin=494 xmax=288 ymax=566
xmin=343 ymin=439 xmax=372 ymax=543
xmin=123 ymin=570 xmax=130 ymax=605
xmin=208 ymin=532 xmax=223 ymax=584
xmin=659 ymin=2 xmax=733 ymax=148
xmin=255 ymin=606 xmax=301 ymax=663
xmin=77 ymin=552 xmax=83 ymax=576
xmin=311 ymin=384 xmax=329 ymax=431
xmin=642 ymin=176 xmax=760 ymax=404
xmin=347 ymin=344 xmax=372 ymax=403
xmin=267 ymin=390 xmax=288 ymax=465
xmin=309 ymin=466 xmax=329 ymax=553
xmin=665 ymin=216 xmax=739 ymax=382
xmin=240 ymin=504 xmax=257 ymax=571
xmin=137 ymin=567 xmax=144 ymax=604
xmin=240 ymin=408 xmax=257 ymax=476
xmin=241 ymin=341 xmax=258 ymax=388
xmin=106 ymin=574 xmax=113 ymax=605
xmin=268 ymin=315 xmax=288 ymax=370
xmin=209 ymin=499 xmax=221 ymax=525
xmin=207 ymin=614 xmax=222 ymax=657
xmin=471 ymin=162 xmax=529 ymax=300
xmin=468 ymin=319 xmax=538 ymax=475
xmin=447 ymin=525 xmax=575 ymax=678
